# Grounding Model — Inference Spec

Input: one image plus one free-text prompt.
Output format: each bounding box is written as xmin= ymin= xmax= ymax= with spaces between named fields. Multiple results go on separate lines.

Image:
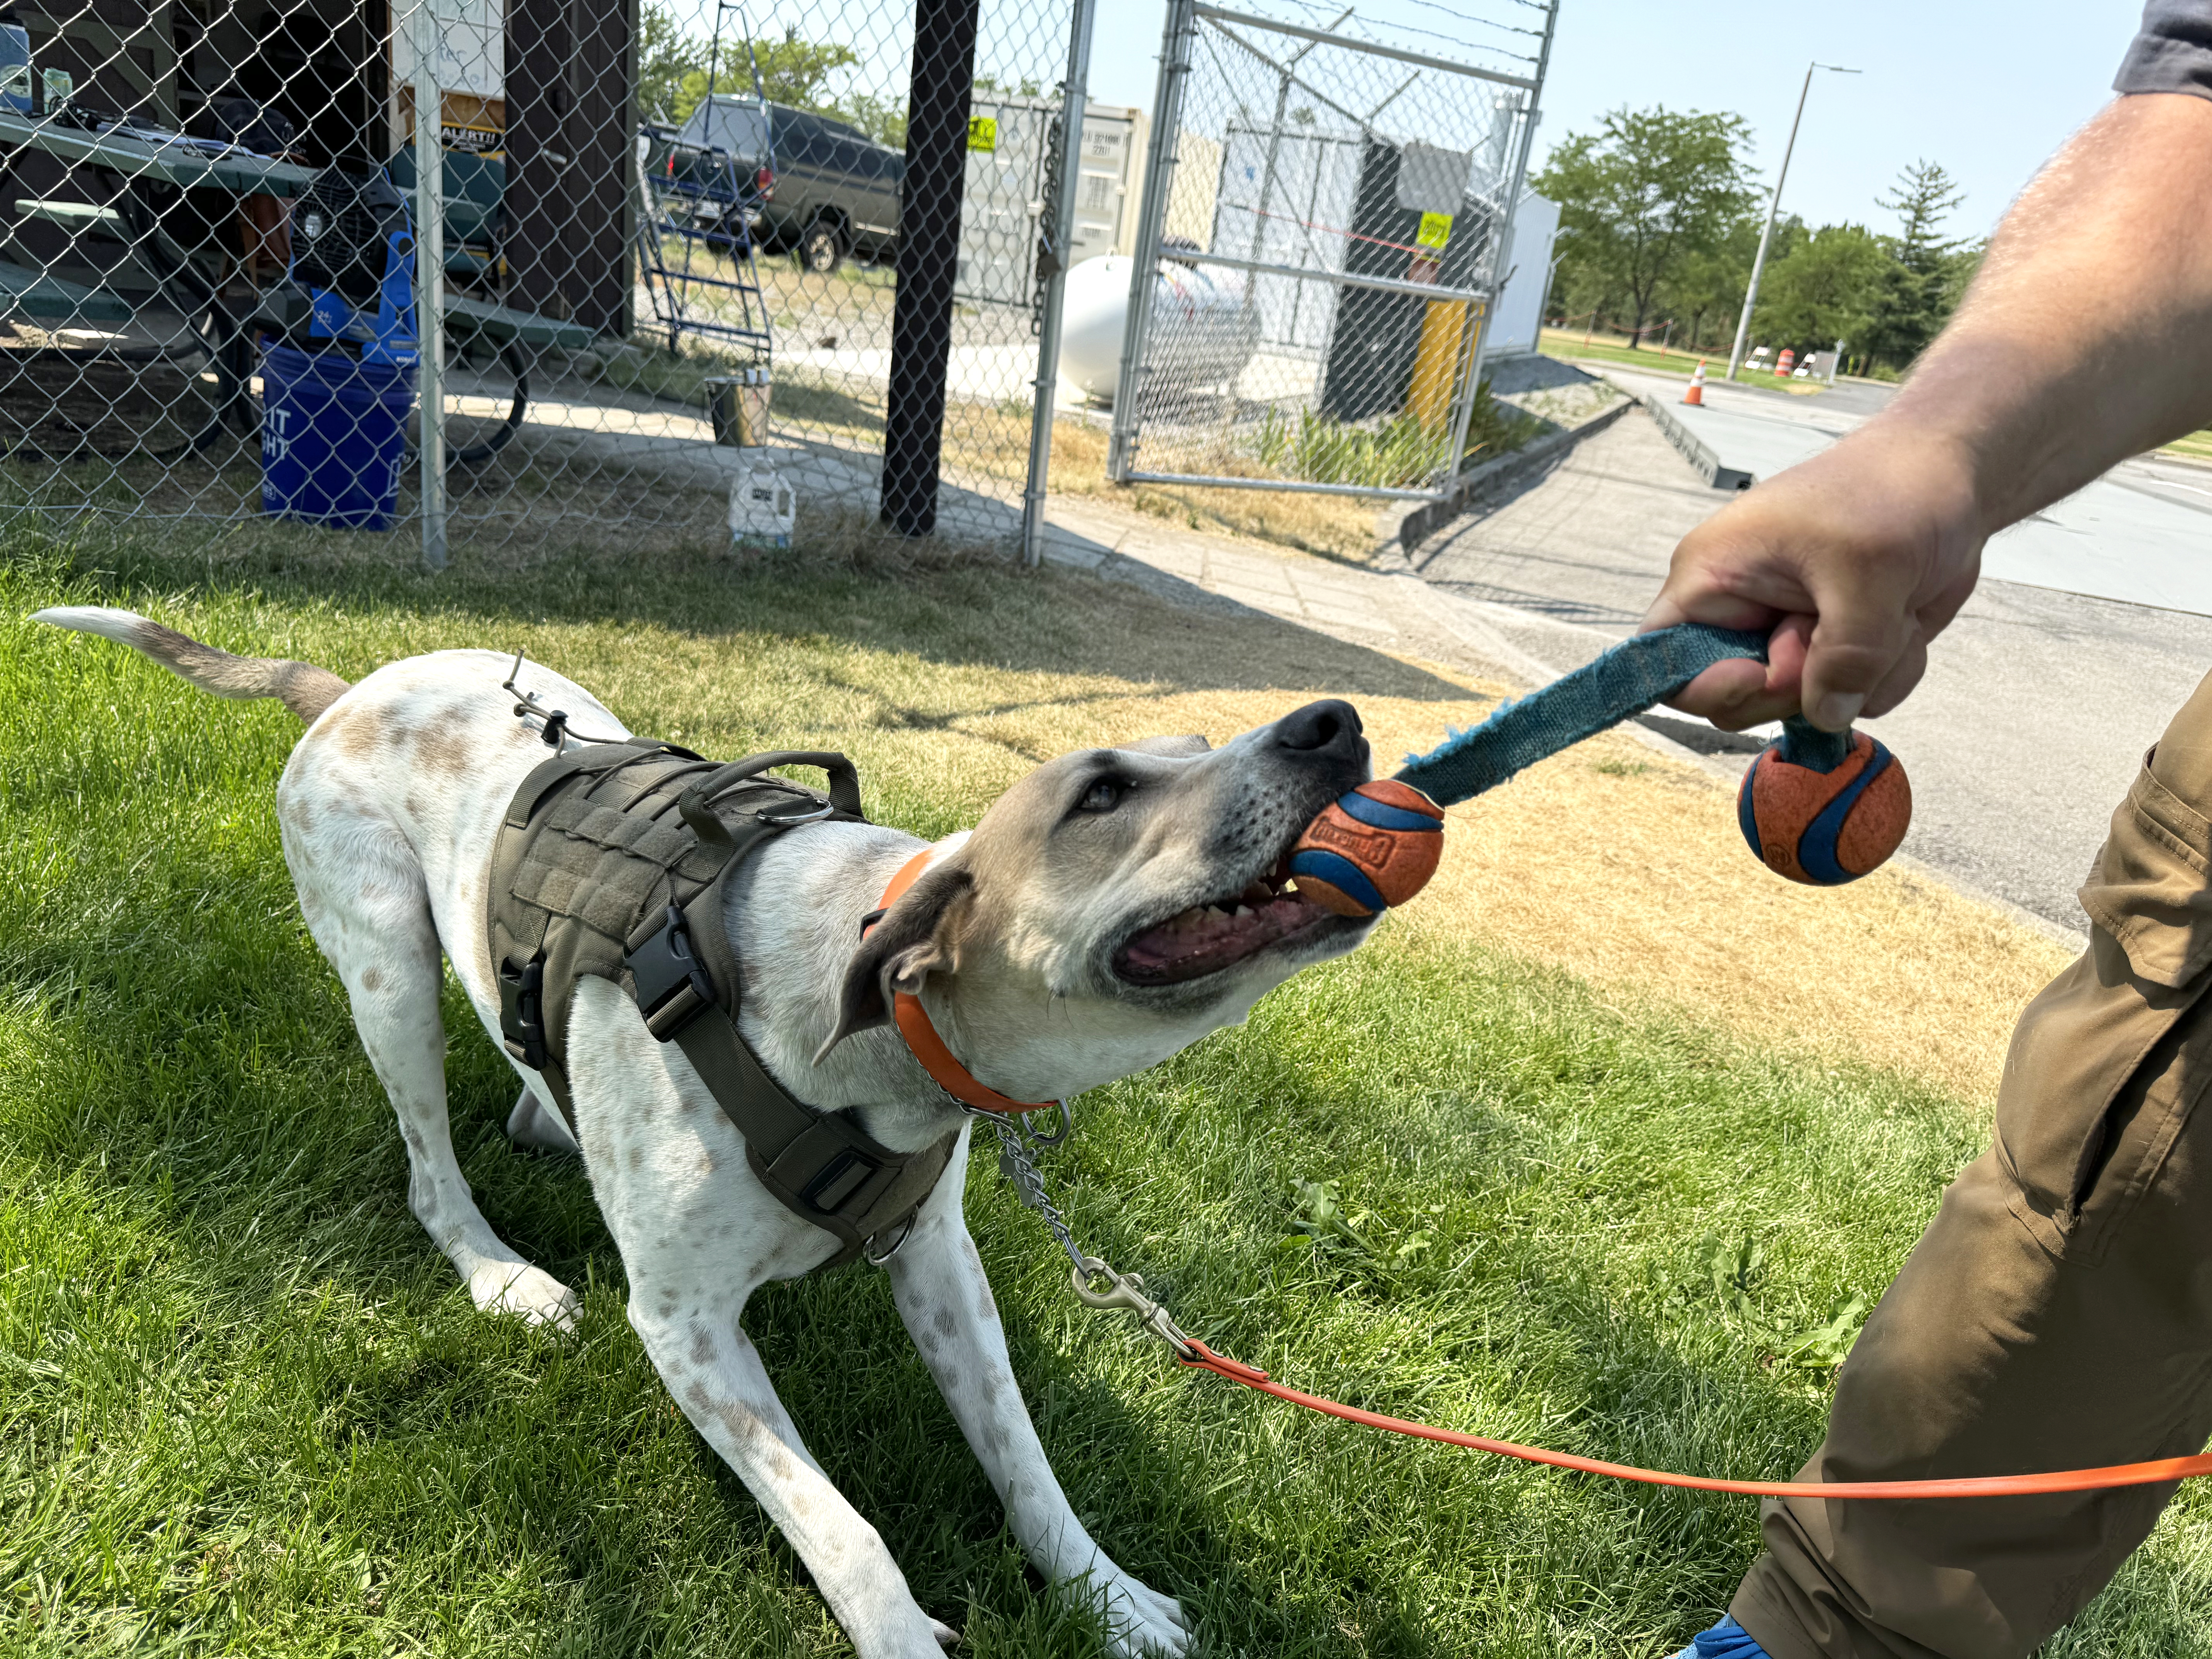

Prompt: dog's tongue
xmin=1115 ymin=892 xmax=1328 ymax=985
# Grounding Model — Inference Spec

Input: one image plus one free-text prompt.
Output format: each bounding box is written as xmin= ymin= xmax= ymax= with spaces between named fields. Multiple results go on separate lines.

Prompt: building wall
xmin=1484 ymin=188 xmax=1558 ymax=358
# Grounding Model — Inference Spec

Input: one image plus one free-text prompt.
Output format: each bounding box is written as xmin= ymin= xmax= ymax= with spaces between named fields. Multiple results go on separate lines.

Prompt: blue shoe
xmin=1669 ymin=1617 xmax=1771 ymax=1659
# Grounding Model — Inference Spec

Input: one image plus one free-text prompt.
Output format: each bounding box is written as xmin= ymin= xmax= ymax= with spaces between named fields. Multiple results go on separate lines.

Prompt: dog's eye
xmin=1076 ymin=777 xmax=1125 ymax=814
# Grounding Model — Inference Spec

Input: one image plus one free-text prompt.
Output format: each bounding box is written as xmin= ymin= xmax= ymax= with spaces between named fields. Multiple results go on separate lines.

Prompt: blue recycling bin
xmin=260 ymin=344 xmax=415 ymax=530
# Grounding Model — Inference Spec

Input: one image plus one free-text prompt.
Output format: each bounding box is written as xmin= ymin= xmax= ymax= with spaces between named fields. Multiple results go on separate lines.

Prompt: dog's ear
xmin=1121 ymin=733 xmax=1211 ymax=757
xmin=816 ymin=857 xmax=974 ymax=1062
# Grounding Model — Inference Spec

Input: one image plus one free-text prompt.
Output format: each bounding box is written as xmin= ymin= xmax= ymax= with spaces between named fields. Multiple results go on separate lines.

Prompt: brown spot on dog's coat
xmin=416 ymin=728 xmax=474 ymax=777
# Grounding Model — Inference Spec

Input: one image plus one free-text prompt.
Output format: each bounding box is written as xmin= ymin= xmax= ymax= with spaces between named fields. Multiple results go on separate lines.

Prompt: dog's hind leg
xmin=884 ymin=1135 xmax=1190 ymax=1659
xmin=291 ymin=821 xmax=579 ymax=1331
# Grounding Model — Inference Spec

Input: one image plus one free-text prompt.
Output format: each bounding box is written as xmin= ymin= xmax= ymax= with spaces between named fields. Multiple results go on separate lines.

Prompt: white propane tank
xmin=1057 ymin=253 xmax=1260 ymax=404
xmin=728 ymin=452 xmax=795 ymax=551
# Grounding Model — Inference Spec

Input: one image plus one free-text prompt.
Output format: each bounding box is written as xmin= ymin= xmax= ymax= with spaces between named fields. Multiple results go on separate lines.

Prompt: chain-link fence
xmin=0 ymin=0 xmax=1091 ymax=561
xmin=1105 ymin=0 xmax=1551 ymax=502
xmin=0 ymin=0 xmax=1544 ymax=562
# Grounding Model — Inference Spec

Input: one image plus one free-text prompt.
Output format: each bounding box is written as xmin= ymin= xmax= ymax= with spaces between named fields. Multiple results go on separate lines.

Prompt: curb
xmin=1619 ymin=382 xmax=1753 ymax=492
xmin=1391 ymin=395 xmax=1634 ymax=556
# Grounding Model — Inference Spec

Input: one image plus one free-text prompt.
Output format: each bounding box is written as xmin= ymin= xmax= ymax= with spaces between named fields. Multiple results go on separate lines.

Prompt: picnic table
xmin=0 ymin=108 xmax=599 ymax=462
xmin=0 ymin=106 xmax=319 ymax=196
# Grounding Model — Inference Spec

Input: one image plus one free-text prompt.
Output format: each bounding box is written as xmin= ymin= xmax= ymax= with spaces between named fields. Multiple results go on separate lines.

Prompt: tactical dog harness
xmin=488 ymin=739 xmax=969 ymax=1268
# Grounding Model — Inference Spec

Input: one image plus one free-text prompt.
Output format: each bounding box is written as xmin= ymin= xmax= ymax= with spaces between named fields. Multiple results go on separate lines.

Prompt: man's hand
xmin=1642 ymin=422 xmax=1985 ymax=732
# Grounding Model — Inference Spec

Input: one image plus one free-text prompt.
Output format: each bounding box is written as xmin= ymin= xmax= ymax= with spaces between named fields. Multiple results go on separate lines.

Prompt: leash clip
xmin=1071 ymin=1257 xmax=1196 ymax=1360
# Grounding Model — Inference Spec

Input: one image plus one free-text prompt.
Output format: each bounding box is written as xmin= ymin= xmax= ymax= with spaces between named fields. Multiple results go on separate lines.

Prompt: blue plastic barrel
xmin=260 ymin=344 xmax=416 ymax=531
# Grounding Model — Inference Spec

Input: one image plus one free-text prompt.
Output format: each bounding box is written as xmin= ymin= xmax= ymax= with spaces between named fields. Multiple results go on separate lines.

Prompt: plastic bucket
xmin=260 ymin=344 xmax=415 ymax=530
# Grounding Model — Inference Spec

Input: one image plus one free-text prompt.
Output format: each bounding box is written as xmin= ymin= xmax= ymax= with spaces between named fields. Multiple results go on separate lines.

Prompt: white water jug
xmin=728 ymin=452 xmax=795 ymax=550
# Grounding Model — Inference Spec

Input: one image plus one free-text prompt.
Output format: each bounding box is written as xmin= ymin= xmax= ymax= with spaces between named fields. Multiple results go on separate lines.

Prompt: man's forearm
xmin=1878 ymin=92 xmax=2212 ymax=531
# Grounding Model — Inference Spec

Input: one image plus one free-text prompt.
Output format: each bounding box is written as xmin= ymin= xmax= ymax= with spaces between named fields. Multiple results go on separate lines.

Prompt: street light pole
xmin=1725 ymin=60 xmax=1858 ymax=382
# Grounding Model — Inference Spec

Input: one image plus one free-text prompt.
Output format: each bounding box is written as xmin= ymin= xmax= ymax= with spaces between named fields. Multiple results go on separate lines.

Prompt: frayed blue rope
xmin=1394 ymin=622 xmax=1846 ymax=806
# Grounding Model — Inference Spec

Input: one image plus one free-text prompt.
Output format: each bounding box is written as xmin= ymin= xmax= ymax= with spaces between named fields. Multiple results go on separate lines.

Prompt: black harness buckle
xmin=499 ymin=955 xmax=549 ymax=1069
xmin=627 ymin=903 xmax=718 ymax=1041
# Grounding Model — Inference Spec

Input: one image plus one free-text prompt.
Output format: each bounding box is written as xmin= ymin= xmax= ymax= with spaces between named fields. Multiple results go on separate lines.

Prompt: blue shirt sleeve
xmin=2116 ymin=0 xmax=2212 ymax=97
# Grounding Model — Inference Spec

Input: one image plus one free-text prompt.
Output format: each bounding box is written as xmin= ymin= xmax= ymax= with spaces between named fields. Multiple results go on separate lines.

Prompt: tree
xmin=1665 ymin=212 xmax=1775 ymax=351
xmin=634 ymin=5 xmax=876 ymax=134
xmin=672 ymin=30 xmax=862 ymax=124
xmin=1755 ymin=222 xmax=1888 ymax=353
xmin=1534 ymin=106 xmax=1758 ymax=348
xmin=637 ymin=3 xmax=707 ymax=126
xmin=1859 ymin=160 xmax=1968 ymax=369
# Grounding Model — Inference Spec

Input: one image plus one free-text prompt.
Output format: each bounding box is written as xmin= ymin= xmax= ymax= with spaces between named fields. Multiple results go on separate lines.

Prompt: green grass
xmin=2 ymin=526 xmax=2209 ymax=1656
xmin=1249 ymin=386 xmax=1543 ymax=493
xmin=2159 ymin=428 xmax=2212 ymax=466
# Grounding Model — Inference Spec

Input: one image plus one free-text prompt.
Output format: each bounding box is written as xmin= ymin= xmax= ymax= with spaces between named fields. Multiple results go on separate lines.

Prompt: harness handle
xmin=677 ymin=750 xmax=865 ymax=844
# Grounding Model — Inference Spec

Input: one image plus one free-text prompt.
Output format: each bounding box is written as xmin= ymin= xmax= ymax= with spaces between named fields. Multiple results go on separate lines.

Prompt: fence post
xmin=1018 ymin=0 xmax=1098 ymax=567
xmin=1449 ymin=0 xmax=1554 ymax=475
xmin=881 ymin=0 xmax=983 ymax=538
xmin=411 ymin=0 xmax=447 ymax=569
xmin=1105 ymin=0 xmax=1196 ymax=484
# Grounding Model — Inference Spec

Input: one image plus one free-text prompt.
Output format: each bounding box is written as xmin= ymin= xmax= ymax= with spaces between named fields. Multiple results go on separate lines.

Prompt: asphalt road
xmin=1412 ymin=389 xmax=2212 ymax=934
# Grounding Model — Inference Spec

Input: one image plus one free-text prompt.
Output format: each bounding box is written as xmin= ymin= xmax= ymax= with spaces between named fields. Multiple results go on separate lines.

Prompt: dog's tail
xmin=33 ymin=606 xmax=351 ymax=724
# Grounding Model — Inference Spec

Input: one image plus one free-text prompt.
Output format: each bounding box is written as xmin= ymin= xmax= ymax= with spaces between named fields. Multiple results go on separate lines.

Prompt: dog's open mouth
xmin=1112 ymin=861 xmax=1341 ymax=986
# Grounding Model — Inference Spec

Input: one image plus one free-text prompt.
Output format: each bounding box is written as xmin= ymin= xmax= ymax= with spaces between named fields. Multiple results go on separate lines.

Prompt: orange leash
xmin=1175 ymin=1341 xmax=2212 ymax=1499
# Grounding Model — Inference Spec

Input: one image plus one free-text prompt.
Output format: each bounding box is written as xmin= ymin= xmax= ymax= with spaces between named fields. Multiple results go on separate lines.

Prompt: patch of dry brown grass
xmin=1046 ymin=419 xmax=1386 ymax=563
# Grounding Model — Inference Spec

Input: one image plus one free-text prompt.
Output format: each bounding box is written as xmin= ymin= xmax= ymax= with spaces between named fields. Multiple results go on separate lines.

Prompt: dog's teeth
xmin=1205 ymin=904 xmax=1228 ymax=919
xmin=1233 ymin=905 xmax=1253 ymax=918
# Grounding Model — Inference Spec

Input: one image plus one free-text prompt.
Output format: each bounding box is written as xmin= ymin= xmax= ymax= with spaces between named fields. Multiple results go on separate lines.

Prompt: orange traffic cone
xmin=1775 ymin=347 xmax=1796 ymax=378
xmin=1683 ymin=360 xmax=1707 ymax=406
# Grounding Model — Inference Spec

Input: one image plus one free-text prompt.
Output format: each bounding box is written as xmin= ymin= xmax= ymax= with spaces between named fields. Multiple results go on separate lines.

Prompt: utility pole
xmin=1725 ymin=60 xmax=1858 ymax=382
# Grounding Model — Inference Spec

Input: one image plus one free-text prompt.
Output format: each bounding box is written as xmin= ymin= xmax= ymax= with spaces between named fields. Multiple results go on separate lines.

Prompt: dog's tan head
xmin=821 ymin=699 xmax=1379 ymax=1100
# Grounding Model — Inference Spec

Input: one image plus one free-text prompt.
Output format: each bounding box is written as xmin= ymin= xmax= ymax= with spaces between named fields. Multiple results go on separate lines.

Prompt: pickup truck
xmin=661 ymin=96 xmax=902 ymax=275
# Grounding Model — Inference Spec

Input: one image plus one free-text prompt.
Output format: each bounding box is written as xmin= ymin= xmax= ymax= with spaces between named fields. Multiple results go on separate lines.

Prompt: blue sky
xmin=1085 ymin=0 xmax=2148 ymax=239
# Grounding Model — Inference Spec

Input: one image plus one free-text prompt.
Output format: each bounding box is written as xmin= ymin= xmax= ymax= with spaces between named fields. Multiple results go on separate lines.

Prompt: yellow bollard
xmin=1408 ymin=299 xmax=1467 ymax=433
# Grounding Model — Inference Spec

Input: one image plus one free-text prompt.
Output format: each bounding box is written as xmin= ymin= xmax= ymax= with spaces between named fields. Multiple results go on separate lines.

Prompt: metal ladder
xmin=635 ymin=129 xmax=773 ymax=361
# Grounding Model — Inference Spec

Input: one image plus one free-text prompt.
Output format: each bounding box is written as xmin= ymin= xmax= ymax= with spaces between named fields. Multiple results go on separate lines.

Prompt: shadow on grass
xmin=6 ymin=512 xmax=1484 ymax=710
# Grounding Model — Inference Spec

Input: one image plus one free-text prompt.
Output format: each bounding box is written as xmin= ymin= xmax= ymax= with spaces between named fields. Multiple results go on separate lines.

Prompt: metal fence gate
xmin=1106 ymin=0 xmax=1551 ymax=502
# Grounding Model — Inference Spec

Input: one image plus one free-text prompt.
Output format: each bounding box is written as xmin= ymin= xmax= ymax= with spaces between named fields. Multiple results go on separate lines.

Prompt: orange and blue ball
xmin=1738 ymin=731 xmax=1911 ymax=885
xmin=1289 ymin=780 xmax=1445 ymax=917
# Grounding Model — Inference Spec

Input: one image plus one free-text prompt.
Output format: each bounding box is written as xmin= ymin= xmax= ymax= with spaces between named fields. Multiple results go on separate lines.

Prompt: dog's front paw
xmin=928 ymin=1616 xmax=959 ymax=1649
xmin=470 ymin=1261 xmax=581 ymax=1333
xmin=1090 ymin=1569 xmax=1190 ymax=1658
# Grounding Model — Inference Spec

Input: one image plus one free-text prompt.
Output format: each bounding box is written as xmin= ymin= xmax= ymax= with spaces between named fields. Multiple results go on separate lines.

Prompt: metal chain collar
xmin=968 ymin=1103 xmax=1197 ymax=1360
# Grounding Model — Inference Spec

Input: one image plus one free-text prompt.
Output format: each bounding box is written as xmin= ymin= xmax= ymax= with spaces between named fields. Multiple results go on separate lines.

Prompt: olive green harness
xmin=488 ymin=741 xmax=960 ymax=1268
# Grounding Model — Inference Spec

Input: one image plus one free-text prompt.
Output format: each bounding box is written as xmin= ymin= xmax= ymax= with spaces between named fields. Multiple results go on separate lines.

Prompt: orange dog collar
xmin=873 ymin=848 xmax=1057 ymax=1116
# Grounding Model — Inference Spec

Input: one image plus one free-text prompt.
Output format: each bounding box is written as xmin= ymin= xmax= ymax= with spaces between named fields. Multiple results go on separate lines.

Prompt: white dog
xmin=36 ymin=606 xmax=1381 ymax=1657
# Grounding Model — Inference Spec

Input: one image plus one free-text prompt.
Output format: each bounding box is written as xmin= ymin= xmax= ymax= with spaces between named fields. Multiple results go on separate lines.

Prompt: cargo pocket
xmin=2080 ymin=747 xmax=2212 ymax=986
xmin=1996 ymin=749 xmax=2212 ymax=1262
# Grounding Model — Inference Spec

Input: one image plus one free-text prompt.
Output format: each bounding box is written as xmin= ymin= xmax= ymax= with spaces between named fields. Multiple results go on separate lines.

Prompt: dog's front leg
xmin=886 ymin=1139 xmax=1190 ymax=1659
xmin=632 ymin=1310 xmax=957 ymax=1657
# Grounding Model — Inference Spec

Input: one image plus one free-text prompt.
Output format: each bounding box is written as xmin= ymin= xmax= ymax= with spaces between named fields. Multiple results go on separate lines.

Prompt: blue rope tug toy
xmin=1288 ymin=622 xmax=1913 ymax=916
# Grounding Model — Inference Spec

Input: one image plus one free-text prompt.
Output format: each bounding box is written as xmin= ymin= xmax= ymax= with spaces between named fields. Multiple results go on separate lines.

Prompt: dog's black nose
xmin=1273 ymin=699 xmax=1363 ymax=756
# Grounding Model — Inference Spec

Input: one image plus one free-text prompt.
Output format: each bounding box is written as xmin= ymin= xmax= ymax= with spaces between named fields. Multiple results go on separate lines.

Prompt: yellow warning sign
xmin=967 ymin=116 xmax=998 ymax=153
xmin=1416 ymin=211 xmax=1454 ymax=251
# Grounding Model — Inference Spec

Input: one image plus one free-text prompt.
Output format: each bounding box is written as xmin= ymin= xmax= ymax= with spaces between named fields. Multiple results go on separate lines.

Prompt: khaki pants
xmin=1733 ymin=673 xmax=2212 ymax=1659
